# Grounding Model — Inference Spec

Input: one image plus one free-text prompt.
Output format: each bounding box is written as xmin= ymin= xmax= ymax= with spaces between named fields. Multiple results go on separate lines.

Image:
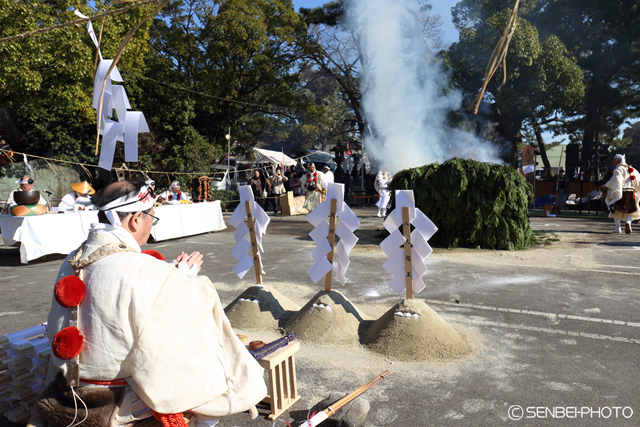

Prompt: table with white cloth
xmin=150 ymin=200 xmax=226 ymax=242
xmin=0 ymin=211 xmax=99 ymax=264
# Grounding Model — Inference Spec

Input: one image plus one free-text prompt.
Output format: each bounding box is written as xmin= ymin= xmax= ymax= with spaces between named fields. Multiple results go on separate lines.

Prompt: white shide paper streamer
xmin=381 ymin=190 xmax=437 ymax=295
xmin=76 ymin=10 xmax=150 ymax=171
xmin=228 ymin=185 xmax=270 ymax=280
xmin=306 ymin=182 xmax=360 ymax=285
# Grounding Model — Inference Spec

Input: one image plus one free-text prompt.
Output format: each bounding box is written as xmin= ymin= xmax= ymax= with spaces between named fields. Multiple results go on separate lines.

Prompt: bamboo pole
xmin=402 ymin=207 xmax=413 ymax=300
xmin=245 ymin=201 xmax=263 ymax=285
xmin=324 ymin=199 xmax=338 ymax=292
xmin=469 ymin=0 xmax=520 ymax=114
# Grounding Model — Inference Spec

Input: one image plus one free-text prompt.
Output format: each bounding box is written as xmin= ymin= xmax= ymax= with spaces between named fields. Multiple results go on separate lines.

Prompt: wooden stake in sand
xmin=300 ymin=371 xmax=391 ymax=427
xmin=402 ymin=207 xmax=413 ymax=300
xmin=245 ymin=200 xmax=263 ymax=285
xmin=324 ymin=198 xmax=338 ymax=292
xmin=229 ymin=186 xmax=270 ymax=282
xmin=380 ymin=190 xmax=438 ymax=297
xmin=306 ymin=182 xmax=360 ymax=286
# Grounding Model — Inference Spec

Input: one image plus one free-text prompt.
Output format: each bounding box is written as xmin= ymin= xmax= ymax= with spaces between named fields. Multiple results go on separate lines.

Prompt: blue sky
xmin=292 ymin=0 xmax=461 ymax=46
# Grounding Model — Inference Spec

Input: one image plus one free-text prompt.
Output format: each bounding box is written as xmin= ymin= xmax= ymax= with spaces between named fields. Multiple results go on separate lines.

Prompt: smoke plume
xmin=349 ymin=0 xmax=501 ymax=173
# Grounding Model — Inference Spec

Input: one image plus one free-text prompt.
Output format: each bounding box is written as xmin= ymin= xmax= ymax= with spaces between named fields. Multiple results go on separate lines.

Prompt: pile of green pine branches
xmin=390 ymin=158 xmax=534 ymax=250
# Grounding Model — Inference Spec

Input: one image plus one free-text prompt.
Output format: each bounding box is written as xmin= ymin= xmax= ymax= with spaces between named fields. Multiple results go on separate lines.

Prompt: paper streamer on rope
xmin=381 ymin=190 xmax=438 ymax=295
xmin=77 ymin=14 xmax=150 ymax=170
xmin=229 ymin=185 xmax=270 ymax=279
xmin=74 ymin=10 xmax=102 ymax=60
xmin=22 ymin=153 xmax=33 ymax=173
xmin=306 ymin=182 xmax=360 ymax=284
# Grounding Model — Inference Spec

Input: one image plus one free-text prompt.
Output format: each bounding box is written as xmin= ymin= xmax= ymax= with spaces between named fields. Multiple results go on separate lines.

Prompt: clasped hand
xmin=174 ymin=251 xmax=204 ymax=273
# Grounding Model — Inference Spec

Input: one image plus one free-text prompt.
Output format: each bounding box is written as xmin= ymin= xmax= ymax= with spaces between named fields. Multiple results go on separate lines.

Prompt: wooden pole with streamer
xmin=245 ymin=201 xmax=263 ymax=285
xmin=95 ymin=0 xmax=171 ymax=155
xmin=402 ymin=207 xmax=413 ymax=300
xmin=324 ymin=198 xmax=338 ymax=292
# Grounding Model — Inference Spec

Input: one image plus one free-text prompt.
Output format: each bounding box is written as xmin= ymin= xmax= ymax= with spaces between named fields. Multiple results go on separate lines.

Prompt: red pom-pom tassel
xmin=54 ymin=276 xmax=86 ymax=308
xmin=141 ymin=249 xmax=166 ymax=261
xmin=153 ymin=412 xmax=188 ymax=427
xmin=52 ymin=327 xmax=84 ymax=360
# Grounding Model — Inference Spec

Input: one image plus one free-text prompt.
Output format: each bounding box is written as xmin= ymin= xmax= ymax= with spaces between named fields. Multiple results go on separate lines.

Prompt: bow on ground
xmin=300 ymin=370 xmax=391 ymax=427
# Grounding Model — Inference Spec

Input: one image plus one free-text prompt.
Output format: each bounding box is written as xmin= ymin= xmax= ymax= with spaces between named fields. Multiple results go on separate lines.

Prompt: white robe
xmin=58 ymin=192 xmax=93 ymax=211
xmin=302 ymin=171 xmax=326 ymax=212
xmin=375 ymin=178 xmax=392 ymax=209
xmin=604 ymin=163 xmax=640 ymax=221
xmin=160 ymin=189 xmax=187 ymax=201
xmin=46 ymin=225 xmax=266 ymax=424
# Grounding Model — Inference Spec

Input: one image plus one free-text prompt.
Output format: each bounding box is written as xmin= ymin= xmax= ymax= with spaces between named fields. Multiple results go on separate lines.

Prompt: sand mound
xmin=293 ymin=195 xmax=308 ymax=214
xmin=362 ymin=299 xmax=469 ymax=361
xmin=224 ymin=285 xmax=301 ymax=332
xmin=283 ymin=290 xmax=367 ymax=343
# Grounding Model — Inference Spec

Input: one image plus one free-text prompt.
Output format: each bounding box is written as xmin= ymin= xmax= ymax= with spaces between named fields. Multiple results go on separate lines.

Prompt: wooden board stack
xmin=0 ymin=325 xmax=50 ymax=424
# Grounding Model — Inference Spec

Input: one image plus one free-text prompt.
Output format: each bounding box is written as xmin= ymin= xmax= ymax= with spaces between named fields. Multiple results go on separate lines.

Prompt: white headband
xmin=100 ymin=186 xmax=154 ymax=227
xmin=16 ymin=178 xmax=31 ymax=184
xmin=614 ymin=154 xmax=625 ymax=161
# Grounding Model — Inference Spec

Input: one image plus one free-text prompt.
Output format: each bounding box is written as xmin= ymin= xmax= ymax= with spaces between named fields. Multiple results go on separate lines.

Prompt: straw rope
xmin=0 ymin=148 xmax=331 ymax=177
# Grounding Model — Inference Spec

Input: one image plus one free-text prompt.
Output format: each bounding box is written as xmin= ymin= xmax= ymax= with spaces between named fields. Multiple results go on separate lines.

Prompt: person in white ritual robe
xmin=600 ymin=153 xmax=640 ymax=234
xmin=58 ymin=181 xmax=95 ymax=212
xmin=323 ymin=165 xmax=334 ymax=185
xmin=4 ymin=176 xmax=47 ymax=209
xmin=374 ymin=170 xmax=392 ymax=217
xmin=41 ymin=181 xmax=266 ymax=427
xmin=159 ymin=180 xmax=188 ymax=203
xmin=302 ymin=163 xmax=326 ymax=212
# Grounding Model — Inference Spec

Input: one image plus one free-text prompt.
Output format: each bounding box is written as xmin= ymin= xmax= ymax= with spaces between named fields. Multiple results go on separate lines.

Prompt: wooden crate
xmin=280 ymin=192 xmax=295 ymax=216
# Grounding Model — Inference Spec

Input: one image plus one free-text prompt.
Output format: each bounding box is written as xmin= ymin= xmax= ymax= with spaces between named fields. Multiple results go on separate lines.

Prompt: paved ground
xmin=1 ymin=208 xmax=639 ymax=426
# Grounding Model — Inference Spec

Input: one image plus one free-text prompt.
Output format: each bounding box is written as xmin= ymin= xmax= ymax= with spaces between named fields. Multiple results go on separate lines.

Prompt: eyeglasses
xmin=142 ymin=211 xmax=160 ymax=225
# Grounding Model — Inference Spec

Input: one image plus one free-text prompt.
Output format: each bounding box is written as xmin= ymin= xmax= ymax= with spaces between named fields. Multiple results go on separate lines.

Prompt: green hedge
xmin=211 ymin=189 xmax=240 ymax=211
xmin=390 ymin=159 xmax=534 ymax=250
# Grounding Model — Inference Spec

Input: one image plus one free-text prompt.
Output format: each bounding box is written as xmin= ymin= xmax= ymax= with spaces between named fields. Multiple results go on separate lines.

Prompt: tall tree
xmin=136 ymin=0 xmax=314 ymax=163
xmin=534 ymin=0 xmax=640 ymax=169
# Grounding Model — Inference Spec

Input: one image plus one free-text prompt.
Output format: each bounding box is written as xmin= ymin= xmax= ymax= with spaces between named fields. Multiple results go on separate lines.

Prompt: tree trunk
xmin=534 ymin=126 xmax=552 ymax=179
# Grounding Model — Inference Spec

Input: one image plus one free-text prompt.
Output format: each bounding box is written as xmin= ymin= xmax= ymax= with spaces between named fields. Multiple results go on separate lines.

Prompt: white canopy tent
xmin=253 ymin=148 xmax=298 ymax=167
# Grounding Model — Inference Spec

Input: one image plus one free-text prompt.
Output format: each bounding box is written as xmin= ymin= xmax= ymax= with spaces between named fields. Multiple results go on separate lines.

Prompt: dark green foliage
xmin=210 ymin=189 xmax=240 ymax=211
xmin=390 ymin=158 xmax=534 ymax=250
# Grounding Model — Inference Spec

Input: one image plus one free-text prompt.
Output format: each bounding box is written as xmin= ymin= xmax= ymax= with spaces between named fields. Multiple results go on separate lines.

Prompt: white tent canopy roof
xmin=253 ymin=147 xmax=298 ymax=167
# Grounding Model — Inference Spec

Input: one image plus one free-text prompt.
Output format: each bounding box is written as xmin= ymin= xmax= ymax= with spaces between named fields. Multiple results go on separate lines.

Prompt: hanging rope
xmin=0 ymin=148 xmax=329 ymax=178
xmin=469 ymin=0 xmax=521 ymax=115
